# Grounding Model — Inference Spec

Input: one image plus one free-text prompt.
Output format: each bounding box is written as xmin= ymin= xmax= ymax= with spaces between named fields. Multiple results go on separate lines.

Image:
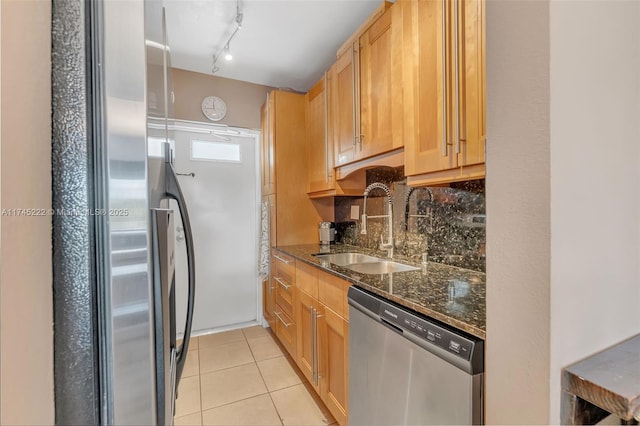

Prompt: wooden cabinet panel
xmin=294 ymin=262 xmax=350 ymax=425
xmin=332 ymin=50 xmax=357 ymax=166
xmin=307 ymin=70 xmax=366 ymax=198
xmin=271 ymin=91 xmax=323 ymax=244
xmin=295 ymin=289 xmax=317 ymax=388
xmin=273 ymin=252 xmax=295 ymax=318
xmin=401 ymin=0 xmax=486 ymax=184
xmin=358 ymin=7 xmax=396 ymax=160
xmin=457 ymin=0 xmax=485 ymax=167
xmin=402 ymin=0 xmax=454 ymax=175
xmin=296 ymin=261 xmax=319 ymax=299
xmin=268 ymin=194 xmax=276 ymax=248
xmin=318 ymin=271 xmax=349 ymax=319
xmin=319 ymin=307 xmax=349 ymax=426
xmin=261 ymin=96 xmax=276 ymax=195
xmin=263 ymin=278 xmax=276 ymax=330
xmin=306 ymin=76 xmax=333 ymax=194
xmin=274 ymin=308 xmax=296 ymax=358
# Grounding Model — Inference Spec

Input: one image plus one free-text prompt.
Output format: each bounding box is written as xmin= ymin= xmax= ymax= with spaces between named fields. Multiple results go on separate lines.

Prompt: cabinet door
xmin=260 ymin=95 xmax=276 ymax=195
xmin=358 ymin=7 xmax=395 ymax=161
xmin=295 ymin=289 xmax=318 ymax=389
xmin=274 ymin=308 xmax=296 ymax=358
xmin=332 ymin=48 xmax=356 ymax=166
xmin=263 ymin=278 xmax=276 ymax=330
xmin=402 ymin=0 xmax=456 ymax=176
xmin=456 ymin=0 xmax=485 ymax=167
xmin=319 ymin=307 xmax=348 ymax=426
xmin=268 ymin=194 xmax=276 ymax=247
xmin=307 ymin=75 xmax=333 ymax=193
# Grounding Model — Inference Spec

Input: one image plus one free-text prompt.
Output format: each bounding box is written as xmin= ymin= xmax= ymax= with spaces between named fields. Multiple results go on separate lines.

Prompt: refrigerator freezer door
xmin=151 ymin=209 xmax=176 ymax=424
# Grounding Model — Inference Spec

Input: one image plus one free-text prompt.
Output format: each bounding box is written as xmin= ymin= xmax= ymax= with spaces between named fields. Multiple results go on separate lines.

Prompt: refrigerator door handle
xmin=165 ymin=162 xmax=196 ymax=389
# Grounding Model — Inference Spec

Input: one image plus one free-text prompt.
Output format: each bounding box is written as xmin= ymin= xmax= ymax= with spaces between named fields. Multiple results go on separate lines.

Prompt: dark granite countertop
xmin=562 ymin=334 xmax=640 ymax=423
xmin=274 ymin=244 xmax=486 ymax=339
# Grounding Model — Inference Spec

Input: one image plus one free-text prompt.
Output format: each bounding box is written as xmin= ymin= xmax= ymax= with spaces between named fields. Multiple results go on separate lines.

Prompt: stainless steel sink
xmin=346 ymin=261 xmax=420 ymax=274
xmin=313 ymin=252 xmax=380 ymax=266
xmin=314 ymin=252 xmax=419 ymax=274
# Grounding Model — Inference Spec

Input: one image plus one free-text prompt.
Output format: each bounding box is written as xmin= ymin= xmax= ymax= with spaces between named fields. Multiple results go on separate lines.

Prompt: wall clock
xmin=201 ymin=95 xmax=227 ymax=121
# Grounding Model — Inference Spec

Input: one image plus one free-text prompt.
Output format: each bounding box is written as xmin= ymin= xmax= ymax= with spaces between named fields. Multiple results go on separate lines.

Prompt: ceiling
xmin=164 ymin=0 xmax=382 ymax=92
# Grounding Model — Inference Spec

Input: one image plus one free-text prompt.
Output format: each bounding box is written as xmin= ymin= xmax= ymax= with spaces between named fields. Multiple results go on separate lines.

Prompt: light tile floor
xmin=174 ymin=326 xmax=336 ymax=426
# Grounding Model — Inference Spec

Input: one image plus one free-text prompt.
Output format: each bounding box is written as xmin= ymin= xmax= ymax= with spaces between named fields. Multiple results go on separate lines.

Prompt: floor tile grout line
xmin=197 ymin=345 xmax=203 ymax=426
xmin=199 ymin=385 xmax=272 ymax=414
xmin=254 ymin=355 xmax=285 ymax=426
xmin=179 ymin=326 xmax=327 ymax=426
xmin=266 ymin=389 xmax=285 ymax=426
xmin=199 ymin=359 xmax=256 ymax=376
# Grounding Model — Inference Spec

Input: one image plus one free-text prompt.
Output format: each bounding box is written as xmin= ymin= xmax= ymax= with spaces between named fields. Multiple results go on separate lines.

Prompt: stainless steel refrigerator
xmin=51 ymin=1 xmax=195 ymax=424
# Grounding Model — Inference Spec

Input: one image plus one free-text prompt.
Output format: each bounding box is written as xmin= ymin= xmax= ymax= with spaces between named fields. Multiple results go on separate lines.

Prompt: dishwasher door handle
xmin=380 ymin=318 xmax=404 ymax=335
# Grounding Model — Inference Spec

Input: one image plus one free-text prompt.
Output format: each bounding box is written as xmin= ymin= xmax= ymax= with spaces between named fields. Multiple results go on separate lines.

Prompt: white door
xmin=172 ymin=123 xmax=260 ymax=336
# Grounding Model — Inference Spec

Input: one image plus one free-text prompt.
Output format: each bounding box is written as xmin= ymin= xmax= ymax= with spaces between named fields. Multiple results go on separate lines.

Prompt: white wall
xmin=549 ymin=0 xmax=640 ymax=422
xmin=0 ymin=0 xmax=54 ymax=424
xmin=487 ymin=0 xmax=640 ymax=423
xmin=485 ymin=1 xmax=551 ymax=423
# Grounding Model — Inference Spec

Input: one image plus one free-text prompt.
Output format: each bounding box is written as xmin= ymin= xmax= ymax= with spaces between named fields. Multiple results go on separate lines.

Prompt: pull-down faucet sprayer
xmin=361 ymin=182 xmax=394 ymax=258
xmin=404 ymin=187 xmax=434 ymax=266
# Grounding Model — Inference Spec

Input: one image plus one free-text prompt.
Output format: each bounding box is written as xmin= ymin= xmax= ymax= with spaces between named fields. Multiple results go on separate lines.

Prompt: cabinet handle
xmin=441 ymin=0 xmax=448 ymax=158
xmin=274 ymin=311 xmax=292 ymax=328
xmin=266 ymin=92 xmax=271 ymax=185
xmin=273 ymin=254 xmax=291 ymax=265
xmin=311 ymin=307 xmax=318 ymax=385
xmin=354 ymin=43 xmax=361 ymax=153
xmin=351 ymin=44 xmax=357 ymax=149
xmin=324 ymin=72 xmax=331 ymax=182
xmin=453 ymin=0 xmax=461 ymax=154
xmin=274 ymin=276 xmax=291 ymax=290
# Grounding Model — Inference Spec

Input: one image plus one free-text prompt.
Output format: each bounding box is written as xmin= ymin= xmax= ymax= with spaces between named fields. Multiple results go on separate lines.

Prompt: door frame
xmin=171 ymin=119 xmax=264 ymax=329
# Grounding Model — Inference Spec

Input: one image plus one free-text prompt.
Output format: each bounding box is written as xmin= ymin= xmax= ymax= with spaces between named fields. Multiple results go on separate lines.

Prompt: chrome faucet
xmin=361 ymin=182 xmax=394 ymax=258
xmin=405 ymin=187 xmax=434 ymax=264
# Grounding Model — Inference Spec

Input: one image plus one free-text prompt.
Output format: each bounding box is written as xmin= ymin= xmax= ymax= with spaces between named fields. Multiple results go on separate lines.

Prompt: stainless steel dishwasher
xmin=348 ymin=286 xmax=484 ymax=425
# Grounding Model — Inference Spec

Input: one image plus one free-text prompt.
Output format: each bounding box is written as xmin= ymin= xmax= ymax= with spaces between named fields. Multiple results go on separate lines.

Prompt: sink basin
xmin=346 ymin=261 xmax=420 ymax=274
xmin=314 ymin=252 xmax=420 ymax=274
xmin=313 ymin=252 xmax=380 ymax=266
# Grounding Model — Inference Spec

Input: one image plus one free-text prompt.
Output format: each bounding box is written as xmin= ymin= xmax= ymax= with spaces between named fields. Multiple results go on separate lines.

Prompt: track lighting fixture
xmin=212 ymin=0 xmax=243 ymax=74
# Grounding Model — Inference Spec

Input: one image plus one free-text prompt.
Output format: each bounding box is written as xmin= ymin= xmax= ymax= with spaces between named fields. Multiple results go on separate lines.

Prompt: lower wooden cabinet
xmin=274 ymin=308 xmax=296 ymax=357
xmin=296 ymin=289 xmax=323 ymax=391
xmin=295 ymin=263 xmax=350 ymax=426
xmin=320 ymin=307 xmax=348 ymax=426
xmin=270 ymin=251 xmax=297 ymax=359
xmin=263 ymin=277 xmax=276 ymax=330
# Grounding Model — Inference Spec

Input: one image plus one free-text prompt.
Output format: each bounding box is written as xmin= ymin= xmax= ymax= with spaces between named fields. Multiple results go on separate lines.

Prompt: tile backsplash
xmin=334 ymin=168 xmax=485 ymax=272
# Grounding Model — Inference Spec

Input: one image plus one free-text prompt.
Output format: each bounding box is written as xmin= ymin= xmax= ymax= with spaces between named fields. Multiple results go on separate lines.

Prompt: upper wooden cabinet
xmin=260 ymin=96 xmax=276 ymax=195
xmin=358 ymin=6 xmax=403 ymax=160
xmin=332 ymin=49 xmax=357 ymax=167
xmin=331 ymin=1 xmax=400 ymax=171
xmin=401 ymin=0 xmax=486 ymax=186
xmin=262 ymin=90 xmax=322 ymax=244
xmin=306 ymin=75 xmax=333 ymax=193
xmin=306 ymin=72 xmax=366 ymax=198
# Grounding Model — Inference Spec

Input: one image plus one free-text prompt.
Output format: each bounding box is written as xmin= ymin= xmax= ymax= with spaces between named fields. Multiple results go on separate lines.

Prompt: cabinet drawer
xmin=273 ymin=251 xmax=295 ymax=284
xmin=274 ymin=308 xmax=296 ymax=358
xmin=296 ymin=261 xmax=318 ymax=299
xmin=273 ymin=251 xmax=295 ymax=317
xmin=275 ymin=279 xmax=294 ymax=318
xmin=319 ymin=271 xmax=350 ymax=319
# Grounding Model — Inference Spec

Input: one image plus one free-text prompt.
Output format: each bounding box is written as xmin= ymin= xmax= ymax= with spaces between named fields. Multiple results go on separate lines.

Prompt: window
xmin=191 ymin=139 xmax=241 ymax=163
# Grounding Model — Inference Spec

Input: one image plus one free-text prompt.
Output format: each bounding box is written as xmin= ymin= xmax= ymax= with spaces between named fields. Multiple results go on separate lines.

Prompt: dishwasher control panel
xmin=379 ymin=302 xmax=476 ymax=361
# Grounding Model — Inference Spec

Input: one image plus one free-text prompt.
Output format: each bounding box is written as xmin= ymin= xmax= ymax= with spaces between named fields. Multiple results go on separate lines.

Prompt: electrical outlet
xmin=350 ymin=205 xmax=360 ymax=220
